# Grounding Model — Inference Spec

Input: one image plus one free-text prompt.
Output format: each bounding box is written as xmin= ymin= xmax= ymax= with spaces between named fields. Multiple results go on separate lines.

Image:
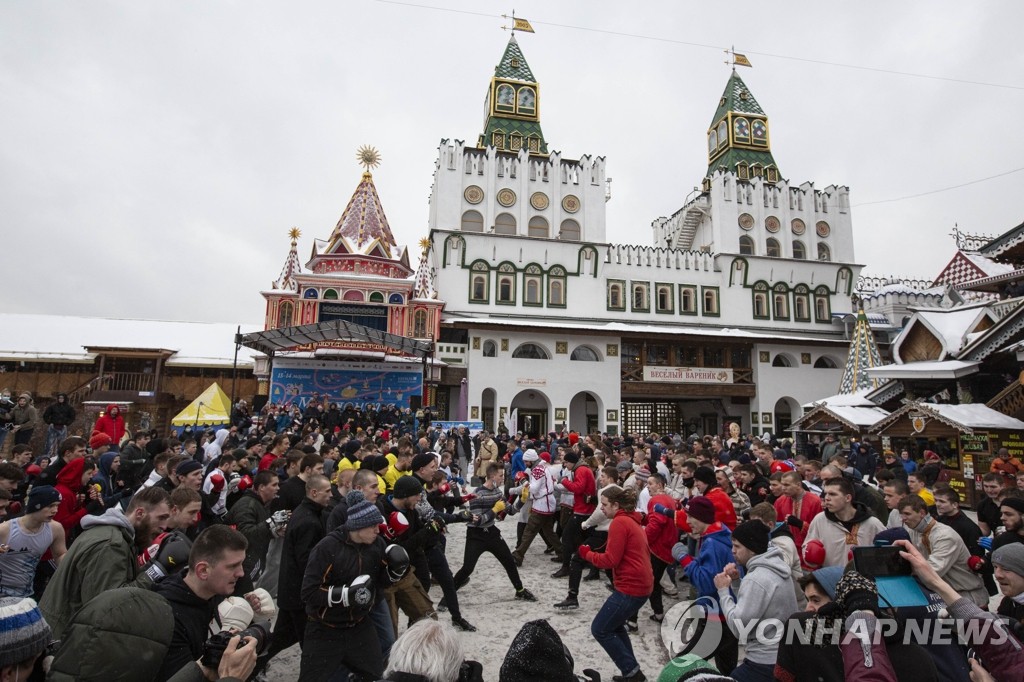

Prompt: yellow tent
xmin=171 ymin=382 xmax=233 ymax=427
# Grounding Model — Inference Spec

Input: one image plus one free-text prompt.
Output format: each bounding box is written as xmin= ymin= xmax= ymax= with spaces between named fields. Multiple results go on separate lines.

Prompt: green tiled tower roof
xmin=478 ymin=36 xmax=548 ymax=154
xmin=706 ymin=70 xmax=780 ymax=179
xmin=495 ymin=35 xmax=535 ymax=82
xmin=839 ymin=309 xmax=887 ymax=394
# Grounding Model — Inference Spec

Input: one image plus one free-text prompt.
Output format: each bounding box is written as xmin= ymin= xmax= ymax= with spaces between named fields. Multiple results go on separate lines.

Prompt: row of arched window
xmin=480 ymin=340 xmax=601 ymax=361
xmin=771 ymin=353 xmax=838 ymax=369
xmin=272 ymin=300 xmax=430 ymax=337
xmin=751 ymin=282 xmax=831 ymax=322
xmin=739 ymin=236 xmax=830 ymax=261
xmin=300 ymin=288 xmax=406 ymax=304
xmin=470 ymin=262 xmax=568 ymax=307
xmin=607 ymin=281 xmax=719 ymax=317
xmin=461 ymin=211 xmax=581 ymax=240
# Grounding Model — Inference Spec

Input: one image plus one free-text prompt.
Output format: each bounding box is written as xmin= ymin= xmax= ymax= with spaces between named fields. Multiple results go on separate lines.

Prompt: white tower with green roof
xmin=427 ymin=35 xmax=607 ymax=243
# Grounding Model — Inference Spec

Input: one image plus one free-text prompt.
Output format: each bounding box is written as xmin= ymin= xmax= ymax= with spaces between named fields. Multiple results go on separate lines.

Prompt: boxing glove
xmin=491 ymin=500 xmax=506 ymax=515
xmin=209 ymin=472 xmax=226 ymax=494
xmin=437 ymin=482 xmax=451 ymax=495
xmin=385 ymin=511 xmax=410 ymax=539
xmin=327 ymin=574 xmax=374 ymax=610
xmin=25 ymin=464 xmax=42 ymax=477
xmin=671 ymin=542 xmax=689 ymax=563
xmin=978 ymin=536 xmax=993 ymax=551
xmin=786 ymin=515 xmax=804 ymax=530
xmin=653 ymin=503 xmax=675 ymax=518
xmin=142 ymin=531 xmax=192 ymax=581
xmin=803 ymin=539 xmax=827 ymax=569
xmin=247 ymin=587 xmax=276 ymax=620
xmin=514 ymin=471 xmax=528 ymax=483
xmin=967 ymin=555 xmax=986 ymax=572
xmin=237 ymin=474 xmax=253 ymax=492
xmin=384 ymin=543 xmax=410 ymax=583
xmin=217 ymin=596 xmax=255 ymax=632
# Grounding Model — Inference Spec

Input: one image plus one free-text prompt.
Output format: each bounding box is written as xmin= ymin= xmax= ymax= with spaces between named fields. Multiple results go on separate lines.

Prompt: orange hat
xmin=89 ymin=432 xmax=112 ymax=450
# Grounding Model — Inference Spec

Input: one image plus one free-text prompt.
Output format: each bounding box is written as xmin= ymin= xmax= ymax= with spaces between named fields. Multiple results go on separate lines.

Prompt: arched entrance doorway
xmin=568 ymin=391 xmax=601 ymax=435
xmin=774 ymin=396 xmax=800 ymax=436
xmin=481 ymin=388 xmax=497 ymax=432
xmin=510 ymin=389 xmax=550 ymax=439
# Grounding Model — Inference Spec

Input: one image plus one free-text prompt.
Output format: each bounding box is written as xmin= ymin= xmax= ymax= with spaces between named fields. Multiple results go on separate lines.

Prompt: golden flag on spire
xmin=512 ymin=17 xmax=535 ymax=33
xmin=733 ymin=52 xmax=752 ymax=67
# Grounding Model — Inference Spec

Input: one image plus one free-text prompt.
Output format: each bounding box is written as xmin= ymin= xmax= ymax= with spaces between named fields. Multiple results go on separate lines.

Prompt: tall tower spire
xmin=705 ymin=71 xmax=781 ymax=182
xmin=478 ymin=35 xmax=547 ymax=154
xmin=839 ymin=310 xmax=887 ymax=394
xmin=272 ymin=228 xmax=302 ymax=291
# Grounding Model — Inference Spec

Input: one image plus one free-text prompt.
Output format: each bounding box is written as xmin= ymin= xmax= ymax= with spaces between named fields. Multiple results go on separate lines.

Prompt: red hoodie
xmin=583 ymin=509 xmax=654 ymax=598
xmin=645 ymin=493 xmax=679 ymax=564
xmin=560 ymin=463 xmax=597 ymax=515
xmin=54 ymin=457 xmax=91 ymax=540
xmin=704 ymin=486 xmax=738 ymax=530
xmin=94 ymin=404 xmax=126 ymax=444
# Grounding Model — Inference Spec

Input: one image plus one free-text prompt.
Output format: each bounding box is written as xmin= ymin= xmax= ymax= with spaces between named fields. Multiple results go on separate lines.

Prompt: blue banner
xmin=270 ymin=360 xmax=422 ymax=411
xmin=432 ymin=420 xmax=485 ymax=436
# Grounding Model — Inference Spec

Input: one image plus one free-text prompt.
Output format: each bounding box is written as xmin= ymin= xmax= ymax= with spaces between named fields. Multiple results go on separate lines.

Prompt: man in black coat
xmin=259 ymin=474 xmax=332 ymax=672
xmin=272 ymin=453 xmax=323 ymax=513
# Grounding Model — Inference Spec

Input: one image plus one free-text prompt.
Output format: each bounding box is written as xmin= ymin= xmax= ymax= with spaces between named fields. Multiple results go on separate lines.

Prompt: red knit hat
xmin=687 ymin=496 xmax=716 ymax=524
xmin=89 ymin=432 xmax=112 ymax=450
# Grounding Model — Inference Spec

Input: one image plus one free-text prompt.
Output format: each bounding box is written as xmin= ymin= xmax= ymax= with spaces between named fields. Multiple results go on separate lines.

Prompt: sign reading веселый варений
xmin=643 ymin=366 xmax=733 ymax=384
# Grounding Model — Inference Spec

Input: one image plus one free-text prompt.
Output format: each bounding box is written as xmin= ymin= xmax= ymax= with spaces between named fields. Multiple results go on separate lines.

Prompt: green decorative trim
xmin=814 ymin=286 xmax=832 ymax=323
xmin=701 ymin=286 xmax=721 ymax=317
xmin=630 ymin=281 xmax=650 ymax=313
xmin=496 ymin=271 xmax=516 ymax=305
xmin=655 ymin=283 xmax=675 ymax=314
xmin=836 ymin=267 xmax=853 ymax=295
xmin=607 ymin=279 xmax=626 ymax=312
xmin=679 ymin=284 xmax=698 ymax=315
xmin=442 ymin=234 xmax=466 ymax=268
xmin=577 ymin=245 xmax=600 ymax=277
xmin=469 ymin=260 xmax=490 ymax=304
xmin=752 ymin=281 xmax=770 ymax=320
xmin=523 ymin=273 xmax=544 ymax=307
xmin=548 ymin=276 xmax=567 ymax=308
xmin=772 ymin=282 xmax=790 ymax=320
xmin=730 ymin=257 xmax=750 ymax=287
xmin=793 ymin=284 xmax=811 ymax=322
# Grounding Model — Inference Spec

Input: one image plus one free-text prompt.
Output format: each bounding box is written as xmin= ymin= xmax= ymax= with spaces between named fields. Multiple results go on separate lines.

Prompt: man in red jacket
xmin=553 ymin=450 xmax=597 ymax=579
xmin=692 ymin=466 xmax=737 ymax=530
xmin=773 ymin=470 xmax=822 ymax=557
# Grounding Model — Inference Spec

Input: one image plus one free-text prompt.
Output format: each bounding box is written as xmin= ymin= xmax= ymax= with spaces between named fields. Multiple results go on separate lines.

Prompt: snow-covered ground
xmin=269 ymin=512 xmax=680 ymax=680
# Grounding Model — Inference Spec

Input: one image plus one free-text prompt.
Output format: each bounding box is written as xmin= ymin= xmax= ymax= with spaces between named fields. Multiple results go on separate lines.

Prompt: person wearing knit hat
xmin=993 ymin=543 xmax=1024 ymax=623
xmin=670 ymin=495 xmax=737 ymax=673
xmin=393 ymin=475 xmax=423 ymax=500
xmin=714 ymin=519 xmax=798 ymax=680
xmin=0 ymin=487 xmax=67 ymax=599
xmin=499 ymin=618 xmax=578 ymax=682
xmin=174 ymin=459 xmax=205 ymax=491
xmin=410 ymin=453 xmax=436 ymax=475
xmin=0 ymin=596 xmax=51 ymax=676
xmin=89 ymin=431 xmax=112 ymax=453
xmin=691 ymin=466 xmax=737 ymax=530
xmin=523 ymin=449 xmax=539 ymax=463
xmin=300 ymin=489 xmax=406 ymax=680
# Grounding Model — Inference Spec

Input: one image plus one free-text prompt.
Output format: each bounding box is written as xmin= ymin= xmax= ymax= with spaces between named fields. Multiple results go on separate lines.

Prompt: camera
xmin=201 ymin=623 xmax=270 ymax=669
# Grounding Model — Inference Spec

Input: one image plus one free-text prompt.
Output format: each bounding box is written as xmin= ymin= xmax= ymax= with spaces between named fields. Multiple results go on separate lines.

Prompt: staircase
xmin=987 ymin=379 xmax=1024 ymax=421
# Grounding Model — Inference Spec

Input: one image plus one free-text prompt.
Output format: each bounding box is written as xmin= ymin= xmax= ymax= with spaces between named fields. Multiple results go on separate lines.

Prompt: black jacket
xmin=278 ymin=497 xmax=329 ymax=610
xmin=301 ymin=530 xmax=389 ymax=627
xmin=272 ymin=474 xmax=306 ymax=513
xmin=43 ymin=397 xmax=76 ymax=427
xmin=742 ymin=475 xmax=771 ymax=506
xmin=152 ymin=571 xmax=223 ymax=682
xmin=223 ymin=491 xmax=273 ymax=581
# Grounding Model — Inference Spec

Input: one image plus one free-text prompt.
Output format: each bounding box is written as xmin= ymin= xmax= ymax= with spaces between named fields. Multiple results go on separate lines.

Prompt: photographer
xmin=895 ymin=538 xmax=1024 ymax=680
xmin=153 ymin=525 xmax=251 ymax=681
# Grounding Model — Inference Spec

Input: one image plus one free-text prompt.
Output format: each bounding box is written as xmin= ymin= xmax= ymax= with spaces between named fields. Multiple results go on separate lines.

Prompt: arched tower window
xmin=739 ymin=235 xmax=755 ymax=255
xmin=818 ymin=243 xmax=832 ymax=262
xmin=495 ymin=213 xmax=517 ymax=235
xmin=461 ymin=210 xmax=483 ymax=232
xmin=766 ymin=238 xmax=781 ymax=257
xmin=571 ymin=346 xmax=600 ymax=361
xmin=792 ymin=240 xmax=806 ymax=260
xmin=482 ymin=340 xmax=497 ymax=357
xmin=276 ymin=301 xmax=293 ymax=328
xmin=560 ymin=219 xmax=580 ymax=241
xmin=528 ymin=216 xmax=549 ymax=238
xmin=413 ymin=310 xmax=428 ymax=338
xmin=512 ymin=343 xmax=549 ymax=359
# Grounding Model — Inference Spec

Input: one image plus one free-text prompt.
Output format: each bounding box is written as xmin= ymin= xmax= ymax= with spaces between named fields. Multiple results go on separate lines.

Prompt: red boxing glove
xmin=237 ymin=475 xmax=253 ymax=492
xmin=210 ymin=473 xmax=225 ymax=494
xmin=577 ymin=545 xmax=591 ymax=561
xmin=460 ymin=494 xmax=477 ymax=504
xmin=678 ymin=555 xmax=693 ymax=568
xmin=514 ymin=471 xmax=528 ymax=483
xmin=437 ymin=482 xmax=451 ymax=495
xmin=967 ymin=555 xmax=985 ymax=572
xmin=7 ymin=501 xmax=22 ymax=516
xmin=803 ymin=539 xmax=826 ymax=569
xmin=25 ymin=464 xmax=42 ymax=477
xmin=381 ymin=511 xmax=410 ymax=540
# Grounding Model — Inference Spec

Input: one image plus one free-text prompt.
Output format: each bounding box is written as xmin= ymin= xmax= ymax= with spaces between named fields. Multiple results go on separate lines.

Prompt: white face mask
xmin=1012 ymin=591 xmax=1024 ymax=606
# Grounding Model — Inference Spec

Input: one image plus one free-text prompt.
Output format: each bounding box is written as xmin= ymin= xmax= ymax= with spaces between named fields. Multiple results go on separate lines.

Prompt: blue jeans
xmin=591 ymin=590 xmax=647 ymax=676
xmin=45 ymin=425 xmax=67 ymax=456
xmin=731 ymin=660 xmax=774 ymax=682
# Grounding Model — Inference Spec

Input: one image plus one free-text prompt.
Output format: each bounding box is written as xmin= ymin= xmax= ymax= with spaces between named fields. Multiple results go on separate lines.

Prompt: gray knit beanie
xmin=0 ymin=596 xmax=51 ymax=668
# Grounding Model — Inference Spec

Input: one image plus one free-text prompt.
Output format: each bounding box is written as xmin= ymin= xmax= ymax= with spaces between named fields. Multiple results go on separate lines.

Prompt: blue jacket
xmin=509 ymin=447 xmax=526 ymax=477
xmin=685 ymin=525 xmax=734 ymax=603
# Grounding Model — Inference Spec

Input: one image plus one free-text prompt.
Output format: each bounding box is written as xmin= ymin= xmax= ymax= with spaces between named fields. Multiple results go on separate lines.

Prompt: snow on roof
xmin=963 ymin=253 xmax=1017 ymax=279
xmin=865 ymin=360 xmax=980 ymax=379
xmin=0 ymin=313 xmax=263 ymax=367
xmin=914 ymin=308 xmax=989 ymax=354
xmin=801 ymin=389 xmax=876 ymax=409
xmin=826 ymin=405 xmax=891 ymax=428
xmin=443 ymin=314 xmax=849 ymax=344
xmin=929 ymin=403 xmax=1024 ymax=430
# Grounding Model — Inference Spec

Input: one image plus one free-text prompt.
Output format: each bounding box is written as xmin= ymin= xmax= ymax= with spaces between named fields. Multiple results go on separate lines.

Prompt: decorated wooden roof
xmin=323 ymin=171 xmax=398 ymax=258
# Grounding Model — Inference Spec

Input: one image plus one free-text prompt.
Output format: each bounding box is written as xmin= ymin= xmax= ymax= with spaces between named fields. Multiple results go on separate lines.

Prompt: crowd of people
xmin=2 ymin=400 xmax=1024 ymax=682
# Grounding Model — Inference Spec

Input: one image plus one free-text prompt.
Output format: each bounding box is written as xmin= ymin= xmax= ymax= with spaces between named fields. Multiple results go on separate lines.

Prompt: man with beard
xmin=0 ymin=486 xmax=67 ymax=598
xmin=802 ymin=477 xmax=884 ymax=568
xmin=992 ymin=497 xmax=1024 ymax=552
xmin=39 ymin=486 xmax=176 ymax=638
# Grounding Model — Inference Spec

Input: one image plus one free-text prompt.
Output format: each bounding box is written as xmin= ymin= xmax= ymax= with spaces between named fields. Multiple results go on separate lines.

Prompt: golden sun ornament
xmin=418 ymin=237 xmax=431 ymax=252
xmin=288 ymin=227 xmax=302 ymax=242
xmin=357 ymin=145 xmax=381 ymax=172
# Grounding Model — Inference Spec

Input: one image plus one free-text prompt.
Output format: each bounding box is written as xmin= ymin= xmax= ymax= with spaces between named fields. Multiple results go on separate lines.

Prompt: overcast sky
xmin=3 ymin=1 xmax=1023 ymax=326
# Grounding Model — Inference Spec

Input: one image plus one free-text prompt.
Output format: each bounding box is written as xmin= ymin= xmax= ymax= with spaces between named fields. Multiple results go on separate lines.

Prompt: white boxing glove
xmin=246 ymin=587 xmax=276 ymax=621
xmin=216 ymin=596 xmax=254 ymax=633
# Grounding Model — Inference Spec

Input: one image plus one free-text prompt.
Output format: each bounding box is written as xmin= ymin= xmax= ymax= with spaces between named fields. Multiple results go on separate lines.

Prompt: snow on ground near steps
xmin=268 ymin=512 xmax=682 ymax=681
